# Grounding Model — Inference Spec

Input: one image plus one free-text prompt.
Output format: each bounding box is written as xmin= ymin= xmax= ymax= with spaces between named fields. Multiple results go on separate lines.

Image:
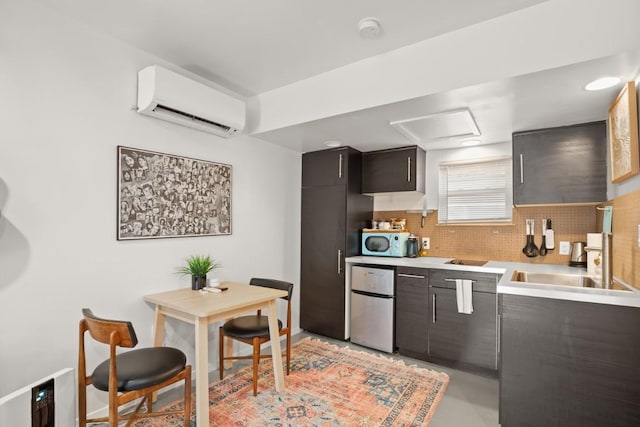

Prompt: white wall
xmin=0 ymin=0 xmax=301 ymax=412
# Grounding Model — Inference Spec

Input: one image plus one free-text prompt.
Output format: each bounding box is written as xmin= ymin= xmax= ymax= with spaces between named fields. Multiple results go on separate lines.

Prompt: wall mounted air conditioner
xmin=137 ymin=65 xmax=245 ymax=137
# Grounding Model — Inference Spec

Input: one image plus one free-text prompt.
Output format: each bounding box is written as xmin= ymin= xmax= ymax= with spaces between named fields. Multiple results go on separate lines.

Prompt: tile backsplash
xmin=600 ymin=188 xmax=640 ymax=290
xmin=375 ymin=205 xmax=597 ymax=265
xmin=376 ymin=187 xmax=640 ymax=291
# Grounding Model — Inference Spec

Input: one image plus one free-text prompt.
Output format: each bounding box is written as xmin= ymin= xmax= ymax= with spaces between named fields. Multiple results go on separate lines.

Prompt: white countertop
xmin=346 ymin=255 xmax=640 ymax=308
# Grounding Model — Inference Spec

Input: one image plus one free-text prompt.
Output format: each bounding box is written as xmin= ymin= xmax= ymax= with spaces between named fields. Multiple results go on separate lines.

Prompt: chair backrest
xmin=249 ymin=278 xmax=294 ymax=301
xmin=81 ymin=308 xmax=138 ymax=348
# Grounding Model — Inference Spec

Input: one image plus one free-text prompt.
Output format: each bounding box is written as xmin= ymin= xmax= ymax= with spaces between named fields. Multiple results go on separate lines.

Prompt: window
xmin=438 ymin=156 xmax=512 ymax=224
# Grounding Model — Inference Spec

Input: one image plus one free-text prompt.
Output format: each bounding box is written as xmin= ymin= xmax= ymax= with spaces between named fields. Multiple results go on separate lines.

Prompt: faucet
xmin=601 ymin=232 xmax=613 ymax=289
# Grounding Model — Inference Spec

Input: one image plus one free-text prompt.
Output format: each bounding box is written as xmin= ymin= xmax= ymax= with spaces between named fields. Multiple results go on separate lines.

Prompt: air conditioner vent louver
xmin=154 ymin=104 xmax=234 ymax=134
xmin=137 ymin=65 xmax=245 ymax=138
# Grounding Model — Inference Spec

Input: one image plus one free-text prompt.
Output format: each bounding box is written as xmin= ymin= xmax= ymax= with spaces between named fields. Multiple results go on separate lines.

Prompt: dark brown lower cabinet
xmin=395 ymin=268 xmax=499 ymax=373
xmin=429 ymin=287 xmax=497 ymax=370
xmin=427 ymin=269 xmax=499 ymax=372
xmin=395 ymin=268 xmax=429 ymax=356
xmin=499 ymin=294 xmax=640 ymax=427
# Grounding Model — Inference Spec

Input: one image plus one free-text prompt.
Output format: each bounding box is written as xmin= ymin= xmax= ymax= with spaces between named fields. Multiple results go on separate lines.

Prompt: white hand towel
xmin=455 ymin=279 xmax=474 ymax=314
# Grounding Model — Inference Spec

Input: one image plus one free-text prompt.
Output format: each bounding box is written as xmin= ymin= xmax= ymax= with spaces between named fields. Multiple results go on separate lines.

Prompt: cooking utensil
xmin=545 ymin=218 xmax=555 ymax=250
xmin=539 ymin=219 xmax=548 ymax=256
xmin=522 ymin=218 xmax=539 ymax=257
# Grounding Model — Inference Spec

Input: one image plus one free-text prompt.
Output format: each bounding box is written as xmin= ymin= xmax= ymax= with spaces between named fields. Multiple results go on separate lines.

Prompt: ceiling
xmin=37 ymin=0 xmax=640 ymax=153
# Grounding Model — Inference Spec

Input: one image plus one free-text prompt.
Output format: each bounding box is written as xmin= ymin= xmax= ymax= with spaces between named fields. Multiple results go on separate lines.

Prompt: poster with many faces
xmin=117 ymin=146 xmax=231 ymax=240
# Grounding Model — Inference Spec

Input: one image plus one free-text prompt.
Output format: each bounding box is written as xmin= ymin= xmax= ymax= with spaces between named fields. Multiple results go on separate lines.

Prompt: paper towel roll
xmin=587 ymin=233 xmax=602 ymax=248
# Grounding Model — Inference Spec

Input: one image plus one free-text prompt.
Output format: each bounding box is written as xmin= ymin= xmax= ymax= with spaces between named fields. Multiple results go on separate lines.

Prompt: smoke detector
xmin=358 ymin=17 xmax=382 ymax=39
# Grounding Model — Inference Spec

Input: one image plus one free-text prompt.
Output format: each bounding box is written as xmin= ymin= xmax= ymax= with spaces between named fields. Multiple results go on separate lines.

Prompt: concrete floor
xmin=114 ymin=331 xmax=500 ymax=426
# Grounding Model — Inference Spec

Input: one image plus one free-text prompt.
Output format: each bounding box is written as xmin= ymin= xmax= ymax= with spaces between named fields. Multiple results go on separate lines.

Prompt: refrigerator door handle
xmin=351 ymin=289 xmax=393 ymax=298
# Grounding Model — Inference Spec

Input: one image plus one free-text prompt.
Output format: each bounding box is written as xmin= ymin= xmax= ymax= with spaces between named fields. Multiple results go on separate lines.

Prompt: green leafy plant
xmin=176 ymin=255 xmax=221 ymax=277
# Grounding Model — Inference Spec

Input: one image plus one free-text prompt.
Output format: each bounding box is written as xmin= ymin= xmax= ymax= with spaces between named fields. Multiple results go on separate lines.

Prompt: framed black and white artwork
xmin=117 ymin=146 xmax=232 ymax=240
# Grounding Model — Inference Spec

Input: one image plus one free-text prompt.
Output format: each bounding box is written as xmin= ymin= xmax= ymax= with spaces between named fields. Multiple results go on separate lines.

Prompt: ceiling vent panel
xmin=389 ymin=108 xmax=480 ymax=143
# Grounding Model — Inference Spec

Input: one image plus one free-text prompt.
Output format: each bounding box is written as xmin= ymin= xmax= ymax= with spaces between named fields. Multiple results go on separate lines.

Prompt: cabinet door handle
xmin=407 ymin=157 xmax=411 ymax=182
xmin=496 ymin=313 xmax=501 ymax=369
xmin=397 ymin=273 xmax=426 ymax=279
xmin=338 ymin=154 xmax=343 ymax=179
xmin=337 ymin=249 xmax=342 ymax=275
xmin=519 ymin=153 xmax=524 ymax=184
xmin=432 ymin=294 xmax=436 ymax=323
xmin=497 ymin=314 xmax=501 ymax=350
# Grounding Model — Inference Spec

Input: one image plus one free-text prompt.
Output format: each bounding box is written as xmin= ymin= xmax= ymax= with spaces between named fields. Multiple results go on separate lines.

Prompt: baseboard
xmin=0 ymin=368 xmax=75 ymax=427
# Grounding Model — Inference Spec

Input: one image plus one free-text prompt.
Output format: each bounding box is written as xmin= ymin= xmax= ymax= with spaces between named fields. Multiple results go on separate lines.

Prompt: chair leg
xmin=219 ymin=327 xmax=224 ymax=380
xmin=146 ymin=392 xmax=153 ymax=412
xmin=78 ymin=384 xmax=86 ymax=427
xmin=108 ymin=403 xmax=118 ymax=427
xmin=183 ymin=366 xmax=192 ymax=427
xmin=252 ymin=338 xmax=261 ymax=396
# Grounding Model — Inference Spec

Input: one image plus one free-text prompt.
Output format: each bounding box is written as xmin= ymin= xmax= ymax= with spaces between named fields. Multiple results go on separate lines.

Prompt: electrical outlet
xmin=559 ymin=241 xmax=571 ymax=255
xmin=422 ymin=237 xmax=430 ymax=250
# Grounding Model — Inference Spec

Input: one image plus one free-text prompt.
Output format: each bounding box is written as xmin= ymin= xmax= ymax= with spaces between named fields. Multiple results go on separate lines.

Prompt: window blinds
xmin=438 ymin=156 xmax=512 ymax=223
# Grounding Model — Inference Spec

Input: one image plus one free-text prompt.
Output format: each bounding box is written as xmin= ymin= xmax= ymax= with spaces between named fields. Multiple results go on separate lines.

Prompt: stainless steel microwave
xmin=362 ymin=232 xmax=410 ymax=257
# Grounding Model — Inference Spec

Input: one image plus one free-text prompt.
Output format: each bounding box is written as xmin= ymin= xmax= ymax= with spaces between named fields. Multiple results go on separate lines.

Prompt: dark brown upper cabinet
xmin=362 ymin=145 xmax=425 ymax=193
xmin=512 ymin=121 xmax=607 ymax=205
xmin=302 ymin=147 xmax=351 ymax=188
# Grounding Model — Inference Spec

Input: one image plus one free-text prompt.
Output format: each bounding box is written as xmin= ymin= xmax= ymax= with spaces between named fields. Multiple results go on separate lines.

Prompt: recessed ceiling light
xmin=325 ymin=140 xmax=342 ymax=148
xmin=358 ymin=17 xmax=382 ymax=39
xmin=584 ymin=77 xmax=621 ymax=91
xmin=461 ymin=140 xmax=481 ymax=147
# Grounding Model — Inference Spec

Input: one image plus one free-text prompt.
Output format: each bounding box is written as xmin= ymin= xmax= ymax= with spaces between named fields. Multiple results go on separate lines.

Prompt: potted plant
xmin=177 ymin=255 xmax=221 ymax=290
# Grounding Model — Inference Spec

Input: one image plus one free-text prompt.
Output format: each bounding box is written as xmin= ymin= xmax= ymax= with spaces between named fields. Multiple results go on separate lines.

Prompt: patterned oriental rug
xmin=135 ymin=337 xmax=449 ymax=426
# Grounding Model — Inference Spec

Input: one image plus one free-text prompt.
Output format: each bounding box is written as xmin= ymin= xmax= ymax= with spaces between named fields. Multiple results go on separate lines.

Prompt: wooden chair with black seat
xmin=218 ymin=278 xmax=294 ymax=396
xmin=78 ymin=308 xmax=192 ymax=427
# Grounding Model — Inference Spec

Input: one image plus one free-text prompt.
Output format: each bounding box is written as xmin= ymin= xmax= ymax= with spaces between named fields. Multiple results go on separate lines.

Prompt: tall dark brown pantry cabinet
xmin=301 ymin=147 xmax=372 ymax=340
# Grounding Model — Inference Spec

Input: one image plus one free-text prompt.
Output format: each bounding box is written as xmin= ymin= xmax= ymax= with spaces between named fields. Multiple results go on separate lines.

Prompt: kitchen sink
xmin=445 ymin=259 xmax=488 ymax=266
xmin=511 ymin=270 xmax=633 ymax=291
xmin=511 ymin=270 xmax=599 ymax=288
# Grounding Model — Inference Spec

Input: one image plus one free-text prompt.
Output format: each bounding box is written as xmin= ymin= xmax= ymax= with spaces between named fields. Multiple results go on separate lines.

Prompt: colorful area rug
xmin=135 ymin=337 xmax=449 ymax=426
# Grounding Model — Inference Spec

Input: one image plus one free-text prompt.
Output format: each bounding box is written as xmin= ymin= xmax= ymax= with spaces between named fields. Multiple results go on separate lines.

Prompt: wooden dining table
xmin=144 ymin=282 xmax=288 ymax=427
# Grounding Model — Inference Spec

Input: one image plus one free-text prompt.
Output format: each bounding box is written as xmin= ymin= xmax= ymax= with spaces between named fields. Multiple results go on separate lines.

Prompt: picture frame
xmin=117 ymin=146 xmax=232 ymax=240
xmin=608 ymin=81 xmax=639 ymax=183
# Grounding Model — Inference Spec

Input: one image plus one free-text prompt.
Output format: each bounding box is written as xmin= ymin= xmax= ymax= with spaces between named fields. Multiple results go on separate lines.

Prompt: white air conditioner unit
xmin=137 ymin=65 xmax=245 ymax=137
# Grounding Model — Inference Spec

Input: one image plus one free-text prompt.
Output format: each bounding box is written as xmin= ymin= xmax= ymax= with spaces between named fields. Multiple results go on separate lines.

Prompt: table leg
xmin=151 ymin=307 xmax=166 ymax=403
xmin=267 ymin=299 xmax=285 ymax=392
xmin=152 ymin=307 xmax=166 ymax=347
xmin=194 ymin=317 xmax=209 ymax=427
